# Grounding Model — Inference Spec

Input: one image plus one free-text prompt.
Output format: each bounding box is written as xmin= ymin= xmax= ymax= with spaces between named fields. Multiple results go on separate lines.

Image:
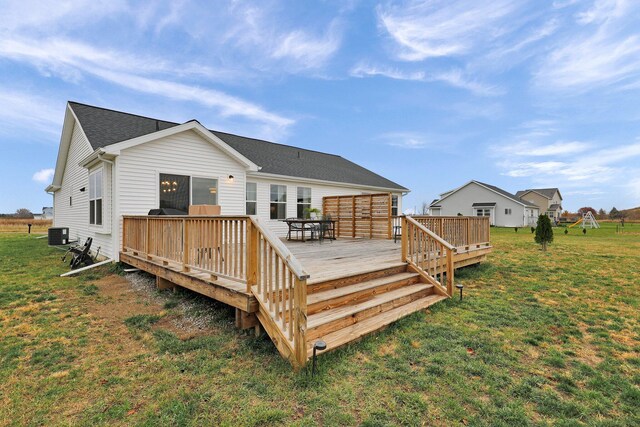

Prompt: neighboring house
xmin=32 ymin=207 xmax=53 ymax=220
xmin=515 ymin=188 xmax=563 ymax=222
xmin=429 ymin=180 xmax=540 ymax=227
xmin=45 ymin=102 xmax=409 ymax=260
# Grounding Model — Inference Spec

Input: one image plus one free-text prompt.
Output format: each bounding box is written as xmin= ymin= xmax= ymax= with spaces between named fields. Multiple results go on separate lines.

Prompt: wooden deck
xmin=120 ymin=214 xmax=492 ymax=368
xmin=285 ymin=238 xmax=491 ymax=285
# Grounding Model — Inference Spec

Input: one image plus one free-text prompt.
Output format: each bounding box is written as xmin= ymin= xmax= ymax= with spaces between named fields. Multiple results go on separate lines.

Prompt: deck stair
xmin=303 ymin=265 xmax=448 ymax=357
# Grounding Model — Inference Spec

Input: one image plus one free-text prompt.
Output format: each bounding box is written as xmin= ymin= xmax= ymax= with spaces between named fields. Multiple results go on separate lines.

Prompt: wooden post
xmin=293 ymin=277 xmax=308 ymax=369
xmin=122 ymin=217 xmax=127 ymax=252
xmin=387 ymin=193 xmax=392 ymax=239
xmin=182 ymin=219 xmax=189 ymax=272
xmin=352 ymin=196 xmax=356 ymax=238
xmin=369 ymin=194 xmax=373 ymax=239
xmin=446 ymin=247 xmax=454 ymax=296
xmin=145 ymin=218 xmax=151 ymax=259
xmin=401 ymin=216 xmax=408 ymax=261
xmin=466 ymin=217 xmax=470 ymax=247
xmin=246 ymin=220 xmax=258 ymax=293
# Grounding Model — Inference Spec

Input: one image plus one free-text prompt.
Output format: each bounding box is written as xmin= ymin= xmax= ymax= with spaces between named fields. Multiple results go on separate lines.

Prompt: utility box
xmin=48 ymin=227 xmax=69 ymax=245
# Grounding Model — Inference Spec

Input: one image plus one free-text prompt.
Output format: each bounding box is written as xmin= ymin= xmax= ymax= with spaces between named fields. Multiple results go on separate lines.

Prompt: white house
xmin=45 ymin=102 xmax=409 ymax=260
xmin=429 ymin=180 xmax=540 ymax=227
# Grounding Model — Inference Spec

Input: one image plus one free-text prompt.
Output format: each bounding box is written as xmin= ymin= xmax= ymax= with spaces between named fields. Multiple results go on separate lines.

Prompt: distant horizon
xmin=2 ymin=1 xmax=640 ymax=213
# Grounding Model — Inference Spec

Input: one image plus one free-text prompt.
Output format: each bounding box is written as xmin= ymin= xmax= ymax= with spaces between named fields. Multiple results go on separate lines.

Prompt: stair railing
xmin=246 ymin=216 xmax=310 ymax=368
xmin=401 ymin=216 xmax=456 ymax=296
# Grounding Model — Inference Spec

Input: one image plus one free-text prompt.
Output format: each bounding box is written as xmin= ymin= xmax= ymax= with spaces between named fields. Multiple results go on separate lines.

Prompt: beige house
xmin=515 ymin=188 xmax=563 ymax=222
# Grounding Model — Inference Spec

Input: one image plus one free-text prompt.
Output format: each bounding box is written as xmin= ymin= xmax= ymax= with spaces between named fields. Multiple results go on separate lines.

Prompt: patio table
xmin=282 ymin=218 xmax=336 ymax=242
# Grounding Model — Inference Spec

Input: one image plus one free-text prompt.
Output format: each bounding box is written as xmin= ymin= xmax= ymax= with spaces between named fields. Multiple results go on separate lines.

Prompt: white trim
xmin=248 ymin=171 xmax=409 ymax=194
xmin=101 ymin=121 xmax=259 ymax=172
xmin=47 ymin=103 xmax=94 ymax=191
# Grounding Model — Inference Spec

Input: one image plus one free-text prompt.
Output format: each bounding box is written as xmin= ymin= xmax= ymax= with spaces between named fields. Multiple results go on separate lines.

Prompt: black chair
xmin=62 ymin=237 xmax=95 ymax=269
xmin=286 ymin=218 xmax=305 ymax=240
xmin=393 ymin=225 xmax=402 ymax=243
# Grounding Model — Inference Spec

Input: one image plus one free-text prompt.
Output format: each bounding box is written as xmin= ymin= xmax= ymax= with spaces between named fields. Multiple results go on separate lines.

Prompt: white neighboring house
xmin=45 ymin=102 xmax=409 ymax=260
xmin=32 ymin=207 xmax=53 ymax=220
xmin=429 ymin=180 xmax=540 ymax=227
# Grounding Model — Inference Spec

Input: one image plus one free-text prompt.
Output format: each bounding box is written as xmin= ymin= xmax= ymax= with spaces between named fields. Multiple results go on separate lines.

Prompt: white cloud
xmin=350 ymin=64 xmax=501 ymax=96
xmin=497 ymin=140 xmax=592 ymax=157
xmin=377 ymin=0 xmax=518 ymax=61
xmin=536 ymin=0 xmax=640 ymax=90
xmin=497 ymin=142 xmax=640 ymax=183
xmin=271 ymin=20 xmax=342 ymax=70
xmin=0 ymin=89 xmax=63 ymax=137
xmin=378 ymin=132 xmax=431 ymax=149
xmin=32 ymin=168 xmax=55 ymax=183
xmin=0 ymin=37 xmax=293 ymax=132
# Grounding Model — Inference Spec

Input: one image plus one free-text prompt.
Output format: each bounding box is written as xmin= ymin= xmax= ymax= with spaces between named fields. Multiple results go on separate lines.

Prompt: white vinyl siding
xmin=116 ymin=129 xmax=247 ymax=257
xmin=435 ymin=182 xmax=528 ymax=227
xmin=52 ymin=122 xmax=113 ymax=257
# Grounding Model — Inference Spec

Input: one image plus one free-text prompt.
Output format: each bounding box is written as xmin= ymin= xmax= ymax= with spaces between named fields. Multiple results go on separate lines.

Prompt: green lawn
xmin=0 ymin=224 xmax=638 ymax=426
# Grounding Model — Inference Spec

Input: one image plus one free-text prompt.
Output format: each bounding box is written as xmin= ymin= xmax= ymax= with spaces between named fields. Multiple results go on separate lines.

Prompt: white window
xmin=476 ymin=208 xmax=491 ymax=217
xmin=246 ymin=182 xmax=257 ymax=215
xmin=192 ymin=177 xmax=218 ymax=205
xmin=505 ymin=208 xmax=512 ymax=215
xmin=270 ymin=185 xmax=287 ymax=220
xmin=297 ymin=187 xmax=311 ymax=218
xmin=159 ymin=174 xmax=218 ymax=212
xmin=89 ymin=169 xmax=103 ymax=225
xmin=391 ymin=195 xmax=399 ymax=216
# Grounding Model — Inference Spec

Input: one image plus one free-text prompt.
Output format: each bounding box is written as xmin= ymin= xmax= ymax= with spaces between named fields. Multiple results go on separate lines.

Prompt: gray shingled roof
xmin=69 ymin=102 xmax=408 ymax=191
xmin=474 ymin=181 xmax=538 ymax=207
xmin=515 ymin=188 xmax=560 ymax=199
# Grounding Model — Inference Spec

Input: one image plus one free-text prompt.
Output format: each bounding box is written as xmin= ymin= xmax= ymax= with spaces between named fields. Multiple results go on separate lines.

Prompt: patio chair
xmin=62 ymin=237 xmax=96 ymax=269
xmin=286 ymin=218 xmax=305 ymax=240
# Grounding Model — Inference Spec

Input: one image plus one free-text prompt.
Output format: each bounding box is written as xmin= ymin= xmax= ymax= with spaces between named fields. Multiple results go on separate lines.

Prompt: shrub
xmin=534 ymin=215 xmax=554 ymax=251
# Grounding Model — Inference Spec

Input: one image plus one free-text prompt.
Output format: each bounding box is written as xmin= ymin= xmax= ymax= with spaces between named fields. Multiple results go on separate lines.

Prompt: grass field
xmin=0 ymin=223 xmax=638 ymax=426
xmin=0 ymin=218 xmax=52 ymax=233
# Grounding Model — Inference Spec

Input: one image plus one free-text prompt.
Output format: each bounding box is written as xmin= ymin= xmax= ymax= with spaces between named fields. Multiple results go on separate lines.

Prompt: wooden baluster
xmin=182 ymin=219 xmax=189 ymax=271
xmin=293 ymin=276 xmax=307 ymax=368
xmin=274 ymin=256 xmax=280 ymax=321
xmin=288 ymin=271 xmax=294 ymax=340
xmin=401 ymin=216 xmax=408 ymax=261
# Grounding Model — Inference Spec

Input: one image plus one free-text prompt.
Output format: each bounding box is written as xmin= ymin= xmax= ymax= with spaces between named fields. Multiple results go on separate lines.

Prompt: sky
xmin=1 ymin=0 xmax=640 ymax=214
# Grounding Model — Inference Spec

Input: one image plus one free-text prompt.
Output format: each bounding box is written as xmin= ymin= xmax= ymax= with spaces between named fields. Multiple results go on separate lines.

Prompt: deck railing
xmin=122 ymin=215 xmax=309 ymax=368
xmin=394 ymin=216 xmax=490 ymax=249
xmin=248 ymin=217 xmax=309 ymax=368
xmin=401 ymin=216 xmax=455 ymax=296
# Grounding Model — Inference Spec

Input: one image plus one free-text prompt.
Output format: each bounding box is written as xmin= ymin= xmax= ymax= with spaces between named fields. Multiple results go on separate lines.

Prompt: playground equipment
xmin=568 ymin=217 xmax=583 ymax=228
xmin=567 ymin=212 xmax=600 ymax=229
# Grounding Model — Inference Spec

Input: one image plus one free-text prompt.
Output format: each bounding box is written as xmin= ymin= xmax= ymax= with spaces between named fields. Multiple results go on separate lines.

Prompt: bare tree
xmin=15 ymin=208 xmax=34 ymax=219
xmin=420 ymin=201 xmax=429 ymax=215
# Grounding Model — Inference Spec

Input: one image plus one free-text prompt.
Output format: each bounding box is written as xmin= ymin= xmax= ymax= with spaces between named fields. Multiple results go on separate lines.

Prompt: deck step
xmin=306 ymin=283 xmax=434 ymax=341
xmin=307 ymin=263 xmax=408 ymax=290
xmin=307 ymin=272 xmax=421 ymax=314
xmin=306 ymin=294 xmax=447 ymax=356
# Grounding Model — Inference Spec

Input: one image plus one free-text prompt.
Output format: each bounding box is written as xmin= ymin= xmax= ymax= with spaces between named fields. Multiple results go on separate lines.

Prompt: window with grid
xmin=89 ymin=169 xmax=103 ymax=225
xmin=297 ymin=187 xmax=311 ymax=218
xmin=270 ymin=184 xmax=287 ymax=220
xmin=246 ymin=182 xmax=257 ymax=215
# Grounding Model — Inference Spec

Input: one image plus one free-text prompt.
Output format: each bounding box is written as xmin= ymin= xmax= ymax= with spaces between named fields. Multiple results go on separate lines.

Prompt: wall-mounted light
xmin=228 ymin=175 xmax=234 ymax=183
xmin=79 ymin=187 xmax=86 ymax=192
